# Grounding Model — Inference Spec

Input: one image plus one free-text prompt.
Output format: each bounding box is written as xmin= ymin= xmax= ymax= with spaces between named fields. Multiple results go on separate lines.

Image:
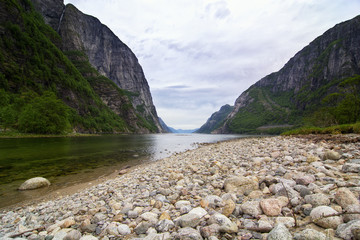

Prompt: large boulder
xmin=18 ymin=177 xmax=50 ymax=190
xmin=223 ymin=176 xmax=258 ymax=195
xmin=310 ymin=206 xmax=343 ymax=229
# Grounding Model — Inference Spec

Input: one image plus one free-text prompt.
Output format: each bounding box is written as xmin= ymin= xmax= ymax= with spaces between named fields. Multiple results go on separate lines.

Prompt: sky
xmin=64 ymin=0 xmax=360 ymax=130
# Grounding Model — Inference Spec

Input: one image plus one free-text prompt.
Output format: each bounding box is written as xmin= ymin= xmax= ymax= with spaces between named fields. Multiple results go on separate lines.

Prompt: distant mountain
xmin=196 ymin=104 xmax=234 ymax=133
xmin=211 ymin=15 xmax=360 ymax=134
xmin=158 ymin=117 xmax=172 ymax=133
xmin=168 ymin=127 xmax=199 ymax=134
xmin=0 ymin=0 xmax=164 ymax=134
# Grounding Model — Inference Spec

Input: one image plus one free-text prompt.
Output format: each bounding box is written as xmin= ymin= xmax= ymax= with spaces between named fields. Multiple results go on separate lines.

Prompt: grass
xmin=282 ymin=122 xmax=360 ymax=135
xmin=0 ymin=129 xmax=99 ymax=138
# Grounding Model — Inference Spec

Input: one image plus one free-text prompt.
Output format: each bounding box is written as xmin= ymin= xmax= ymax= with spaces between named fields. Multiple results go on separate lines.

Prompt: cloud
xmin=65 ymin=0 xmax=360 ymax=129
xmin=205 ymin=1 xmax=231 ymax=20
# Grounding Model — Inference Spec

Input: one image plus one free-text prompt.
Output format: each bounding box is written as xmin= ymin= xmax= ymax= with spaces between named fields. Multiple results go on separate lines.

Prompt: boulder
xmin=260 ymin=198 xmax=282 ymax=216
xmin=323 ymin=150 xmax=341 ymax=160
xmin=310 ymin=206 xmax=343 ymax=229
xmin=18 ymin=177 xmax=50 ymax=190
xmin=223 ymin=176 xmax=258 ymax=195
xmin=335 ymin=188 xmax=360 ymax=209
xmin=336 ymin=220 xmax=360 ymax=240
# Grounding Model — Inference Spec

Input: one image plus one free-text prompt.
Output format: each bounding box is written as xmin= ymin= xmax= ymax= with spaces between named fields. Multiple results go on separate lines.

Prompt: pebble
xmin=267 ymin=223 xmax=292 ymax=240
xmin=293 ymin=228 xmax=326 ymax=240
xmin=1 ymin=135 xmax=360 ymax=240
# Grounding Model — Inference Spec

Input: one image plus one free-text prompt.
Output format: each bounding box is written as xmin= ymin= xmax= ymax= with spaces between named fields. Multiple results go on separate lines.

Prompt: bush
xmin=18 ymin=91 xmax=70 ymax=134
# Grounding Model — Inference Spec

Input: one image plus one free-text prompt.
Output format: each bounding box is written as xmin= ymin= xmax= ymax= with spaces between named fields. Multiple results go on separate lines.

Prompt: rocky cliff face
xmin=214 ymin=15 xmax=360 ymax=133
xmin=31 ymin=0 xmax=163 ymax=132
xmin=197 ymin=104 xmax=234 ymax=134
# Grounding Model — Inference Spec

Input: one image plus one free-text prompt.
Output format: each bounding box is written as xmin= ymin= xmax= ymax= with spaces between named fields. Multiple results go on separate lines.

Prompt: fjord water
xmin=0 ymin=133 xmax=242 ymax=208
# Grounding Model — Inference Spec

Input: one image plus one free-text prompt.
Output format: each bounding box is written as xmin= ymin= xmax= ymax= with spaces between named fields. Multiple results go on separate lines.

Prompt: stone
xmin=128 ymin=210 xmax=139 ymax=219
xmin=323 ymin=150 xmax=341 ymax=160
xmin=240 ymin=200 xmax=262 ymax=217
xmin=335 ymin=188 xmax=359 ymax=208
xmin=336 ymin=220 xmax=360 ymax=240
xmin=307 ymin=155 xmax=320 ymax=163
xmin=260 ymin=198 xmax=282 ymax=216
xmin=117 ymin=224 xmax=131 ymax=235
xmin=155 ymin=219 xmax=175 ymax=232
xmin=54 ymin=229 xmax=71 ymax=240
xmin=293 ymin=228 xmax=326 ymax=240
xmin=18 ymin=177 xmax=50 ymax=190
xmin=64 ymin=229 xmax=82 ymax=240
xmin=203 ymin=195 xmax=224 ymax=208
xmin=106 ymin=223 xmax=119 ymax=235
xmin=310 ymin=206 xmax=343 ymax=229
xmin=200 ymin=224 xmax=220 ymax=238
xmin=175 ymin=200 xmax=191 ymax=209
xmin=275 ymin=217 xmax=295 ymax=228
xmin=80 ymin=219 xmax=96 ymax=233
xmin=344 ymin=204 xmax=360 ymax=222
xmin=304 ymin=193 xmax=330 ymax=207
xmin=175 ymin=207 xmax=207 ymax=228
xmin=208 ymin=213 xmax=238 ymax=233
xmin=295 ymin=175 xmax=315 ymax=186
xmin=178 ymin=227 xmax=203 ymax=240
xmin=159 ymin=211 xmax=171 ymax=220
xmin=222 ymin=199 xmax=235 ymax=217
xmin=267 ymin=223 xmax=292 ymax=240
xmin=141 ymin=212 xmax=158 ymax=224
xmin=93 ymin=213 xmax=106 ymax=223
xmin=342 ymin=163 xmax=360 ymax=173
xmin=79 ymin=235 xmax=98 ymax=240
xmin=134 ymin=221 xmax=151 ymax=235
xmin=223 ymin=176 xmax=259 ymax=195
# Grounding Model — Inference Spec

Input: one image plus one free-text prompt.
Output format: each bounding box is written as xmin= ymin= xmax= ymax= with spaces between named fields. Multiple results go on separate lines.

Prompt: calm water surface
xmin=0 ymin=133 xmax=244 ymax=208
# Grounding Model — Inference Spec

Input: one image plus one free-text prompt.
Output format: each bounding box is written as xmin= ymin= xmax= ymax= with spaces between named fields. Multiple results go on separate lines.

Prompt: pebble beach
xmin=1 ymin=135 xmax=360 ymax=240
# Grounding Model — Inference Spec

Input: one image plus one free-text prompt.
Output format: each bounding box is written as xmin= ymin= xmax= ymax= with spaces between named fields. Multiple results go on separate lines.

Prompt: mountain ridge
xmin=210 ymin=15 xmax=360 ymax=134
xmin=0 ymin=0 xmax=163 ymax=134
xmin=32 ymin=0 xmax=164 ymax=132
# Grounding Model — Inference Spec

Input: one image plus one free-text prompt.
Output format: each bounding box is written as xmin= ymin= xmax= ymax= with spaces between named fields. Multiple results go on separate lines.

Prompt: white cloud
xmin=65 ymin=0 xmax=360 ymax=129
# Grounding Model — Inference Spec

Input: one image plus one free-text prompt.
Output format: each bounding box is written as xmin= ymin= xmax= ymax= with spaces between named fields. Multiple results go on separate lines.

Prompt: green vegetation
xmin=0 ymin=0 xmax=157 ymax=134
xmin=228 ymin=87 xmax=298 ymax=134
xmin=282 ymin=122 xmax=360 ymax=135
xmin=18 ymin=91 xmax=70 ymax=134
xmin=284 ymin=75 xmax=360 ymax=135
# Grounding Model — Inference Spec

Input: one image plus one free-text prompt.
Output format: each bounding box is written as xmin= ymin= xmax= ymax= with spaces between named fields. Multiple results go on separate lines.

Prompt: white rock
xmin=18 ymin=177 xmax=50 ymax=190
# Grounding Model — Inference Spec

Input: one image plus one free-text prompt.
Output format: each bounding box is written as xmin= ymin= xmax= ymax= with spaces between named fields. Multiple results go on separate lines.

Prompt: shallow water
xmin=0 ymin=133 xmax=244 ymax=208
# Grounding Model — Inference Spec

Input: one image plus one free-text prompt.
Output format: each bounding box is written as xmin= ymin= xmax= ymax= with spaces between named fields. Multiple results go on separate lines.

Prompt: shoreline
xmin=1 ymin=135 xmax=360 ymax=239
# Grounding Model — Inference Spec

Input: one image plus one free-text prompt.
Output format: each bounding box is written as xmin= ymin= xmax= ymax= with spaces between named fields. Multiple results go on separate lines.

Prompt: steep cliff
xmin=196 ymin=104 xmax=233 ymax=133
xmin=214 ymin=15 xmax=360 ymax=134
xmin=0 ymin=0 xmax=161 ymax=134
xmin=31 ymin=0 xmax=163 ymax=132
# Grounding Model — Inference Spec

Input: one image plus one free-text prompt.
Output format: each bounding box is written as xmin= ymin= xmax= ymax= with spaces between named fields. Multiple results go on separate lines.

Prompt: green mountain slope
xmin=0 ymin=0 xmax=157 ymax=134
xmin=196 ymin=104 xmax=234 ymax=133
xmin=215 ymin=15 xmax=360 ymax=134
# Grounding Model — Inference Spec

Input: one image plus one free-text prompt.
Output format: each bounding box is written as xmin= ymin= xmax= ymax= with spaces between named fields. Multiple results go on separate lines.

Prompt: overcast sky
xmin=64 ymin=0 xmax=360 ymax=130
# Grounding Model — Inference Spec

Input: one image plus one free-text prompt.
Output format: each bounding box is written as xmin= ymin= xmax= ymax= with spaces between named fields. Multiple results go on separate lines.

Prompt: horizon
xmin=64 ymin=0 xmax=360 ymax=130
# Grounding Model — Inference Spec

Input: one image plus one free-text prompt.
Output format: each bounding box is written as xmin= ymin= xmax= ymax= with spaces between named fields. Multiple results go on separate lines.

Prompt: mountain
xmin=0 ymin=0 xmax=163 ymax=134
xmin=213 ymin=15 xmax=360 ymax=134
xmin=169 ymin=128 xmax=199 ymax=133
xmin=196 ymin=104 xmax=234 ymax=133
xmin=158 ymin=117 xmax=171 ymax=133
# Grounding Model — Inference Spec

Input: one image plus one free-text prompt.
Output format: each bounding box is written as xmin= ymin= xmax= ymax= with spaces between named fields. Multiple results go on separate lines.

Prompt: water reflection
xmin=0 ymin=133 xmax=242 ymax=208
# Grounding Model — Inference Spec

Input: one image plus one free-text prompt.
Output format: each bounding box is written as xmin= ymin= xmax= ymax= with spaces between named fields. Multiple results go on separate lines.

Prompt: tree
xmin=18 ymin=91 xmax=70 ymax=134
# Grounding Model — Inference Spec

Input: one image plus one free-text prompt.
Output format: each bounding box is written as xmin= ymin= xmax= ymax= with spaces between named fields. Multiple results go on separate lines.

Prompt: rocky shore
xmin=1 ymin=135 xmax=360 ymax=240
